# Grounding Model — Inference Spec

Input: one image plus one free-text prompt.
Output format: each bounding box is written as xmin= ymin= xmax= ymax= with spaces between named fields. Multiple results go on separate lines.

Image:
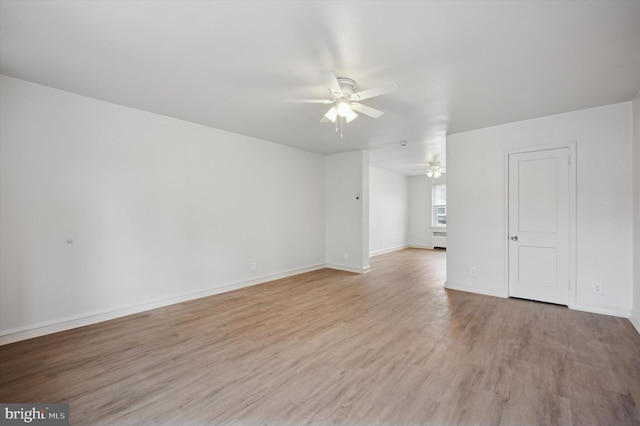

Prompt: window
xmin=432 ymin=184 xmax=446 ymax=227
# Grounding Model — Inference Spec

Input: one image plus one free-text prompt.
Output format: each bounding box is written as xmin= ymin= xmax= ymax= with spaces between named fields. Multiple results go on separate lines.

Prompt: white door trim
xmin=503 ymin=142 xmax=577 ymax=307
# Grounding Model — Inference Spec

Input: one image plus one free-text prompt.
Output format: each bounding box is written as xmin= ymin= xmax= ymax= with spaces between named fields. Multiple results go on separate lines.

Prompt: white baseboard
xmin=0 ymin=263 xmax=325 ymax=346
xmin=570 ymin=304 xmax=631 ymax=319
xmin=369 ymin=245 xmax=409 ymax=257
xmin=444 ymin=281 xmax=508 ymax=298
xmin=408 ymin=245 xmax=434 ymax=250
xmin=7 ymin=263 xmax=634 ymax=346
xmin=325 ymin=263 xmax=371 ymax=274
xmin=630 ymin=313 xmax=640 ymax=336
xmin=444 ymin=282 xmax=633 ymax=319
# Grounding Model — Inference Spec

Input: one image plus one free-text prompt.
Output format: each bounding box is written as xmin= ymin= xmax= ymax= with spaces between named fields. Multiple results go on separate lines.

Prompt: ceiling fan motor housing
xmin=336 ymin=77 xmax=356 ymax=97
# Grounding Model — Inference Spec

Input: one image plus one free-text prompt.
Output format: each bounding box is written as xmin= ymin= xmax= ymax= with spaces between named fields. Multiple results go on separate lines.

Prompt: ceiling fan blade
xmin=351 ymin=103 xmax=384 ymax=118
xmin=350 ymin=81 xmax=399 ymax=101
xmin=323 ymin=71 xmax=343 ymax=98
xmin=286 ymin=99 xmax=333 ymax=104
xmin=323 ymin=106 xmax=337 ymax=123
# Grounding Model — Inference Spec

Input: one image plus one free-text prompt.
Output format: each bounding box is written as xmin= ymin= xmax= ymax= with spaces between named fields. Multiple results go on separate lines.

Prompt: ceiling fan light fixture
xmin=336 ymin=99 xmax=352 ymax=117
xmin=292 ymin=71 xmax=397 ymax=134
xmin=324 ymin=106 xmax=338 ymax=123
xmin=426 ymin=162 xmax=444 ymax=179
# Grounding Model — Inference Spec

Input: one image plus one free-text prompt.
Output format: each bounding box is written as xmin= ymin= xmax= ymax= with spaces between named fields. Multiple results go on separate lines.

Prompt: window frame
xmin=431 ymin=184 xmax=447 ymax=227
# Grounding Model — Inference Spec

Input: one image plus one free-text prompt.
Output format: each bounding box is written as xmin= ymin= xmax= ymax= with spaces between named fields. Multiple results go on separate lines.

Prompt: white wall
xmin=369 ymin=168 xmax=409 ymax=256
xmin=408 ymin=176 xmax=432 ymax=248
xmin=325 ymin=151 xmax=370 ymax=273
xmin=632 ymin=90 xmax=640 ymax=333
xmin=446 ymin=102 xmax=633 ymax=316
xmin=0 ymin=76 xmax=326 ymax=342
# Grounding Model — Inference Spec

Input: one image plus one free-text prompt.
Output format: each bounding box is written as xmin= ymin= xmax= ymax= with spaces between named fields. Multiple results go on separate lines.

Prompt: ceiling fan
xmin=288 ymin=71 xmax=398 ymax=135
xmin=414 ymin=162 xmax=446 ymax=179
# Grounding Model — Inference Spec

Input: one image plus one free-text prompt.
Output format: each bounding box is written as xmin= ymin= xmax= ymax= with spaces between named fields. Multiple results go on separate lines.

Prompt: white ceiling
xmin=1 ymin=1 xmax=639 ymax=175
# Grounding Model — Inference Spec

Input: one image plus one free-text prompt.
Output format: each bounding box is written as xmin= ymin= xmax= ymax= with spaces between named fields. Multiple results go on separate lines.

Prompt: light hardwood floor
xmin=1 ymin=248 xmax=640 ymax=425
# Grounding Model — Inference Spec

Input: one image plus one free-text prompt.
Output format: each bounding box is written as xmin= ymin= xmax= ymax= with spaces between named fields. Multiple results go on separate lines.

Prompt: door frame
xmin=503 ymin=142 xmax=577 ymax=308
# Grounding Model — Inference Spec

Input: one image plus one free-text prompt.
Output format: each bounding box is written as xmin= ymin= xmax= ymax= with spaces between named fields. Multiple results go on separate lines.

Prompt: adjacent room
xmin=1 ymin=1 xmax=639 ymax=424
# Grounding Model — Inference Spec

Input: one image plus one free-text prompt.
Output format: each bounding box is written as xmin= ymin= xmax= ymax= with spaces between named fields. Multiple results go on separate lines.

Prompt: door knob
xmin=510 ymin=236 xmax=518 ymax=241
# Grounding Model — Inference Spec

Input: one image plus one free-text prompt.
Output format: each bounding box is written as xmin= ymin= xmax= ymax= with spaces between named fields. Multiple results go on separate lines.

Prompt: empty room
xmin=1 ymin=1 xmax=640 ymax=424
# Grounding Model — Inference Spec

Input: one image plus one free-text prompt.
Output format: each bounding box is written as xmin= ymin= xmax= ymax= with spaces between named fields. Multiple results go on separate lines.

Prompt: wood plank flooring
xmin=1 ymin=248 xmax=640 ymax=425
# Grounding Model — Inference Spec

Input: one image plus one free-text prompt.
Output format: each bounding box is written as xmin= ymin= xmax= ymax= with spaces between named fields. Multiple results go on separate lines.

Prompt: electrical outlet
xmin=344 ymin=252 xmax=349 ymax=260
xmin=593 ymin=284 xmax=602 ymax=294
xmin=250 ymin=262 xmax=257 ymax=271
xmin=470 ymin=267 xmax=477 ymax=277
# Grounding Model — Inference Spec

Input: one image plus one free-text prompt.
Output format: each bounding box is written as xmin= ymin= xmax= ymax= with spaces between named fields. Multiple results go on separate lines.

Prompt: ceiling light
xmin=345 ymin=109 xmax=358 ymax=123
xmin=427 ymin=163 xmax=443 ymax=179
xmin=324 ymin=98 xmax=358 ymax=138
xmin=336 ymin=100 xmax=352 ymax=117
xmin=324 ymin=106 xmax=338 ymax=123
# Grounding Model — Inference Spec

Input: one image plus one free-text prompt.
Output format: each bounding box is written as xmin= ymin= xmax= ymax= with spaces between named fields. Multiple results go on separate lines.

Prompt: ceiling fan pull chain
xmin=340 ymin=116 xmax=344 ymax=138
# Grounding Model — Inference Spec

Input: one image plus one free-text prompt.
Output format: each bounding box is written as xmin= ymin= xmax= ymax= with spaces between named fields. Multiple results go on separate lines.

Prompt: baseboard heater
xmin=433 ymin=231 xmax=447 ymax=249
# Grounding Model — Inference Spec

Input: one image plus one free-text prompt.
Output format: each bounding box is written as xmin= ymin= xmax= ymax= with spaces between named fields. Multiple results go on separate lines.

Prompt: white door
xmin=508 ymin=148 xmax=569 ymax=305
